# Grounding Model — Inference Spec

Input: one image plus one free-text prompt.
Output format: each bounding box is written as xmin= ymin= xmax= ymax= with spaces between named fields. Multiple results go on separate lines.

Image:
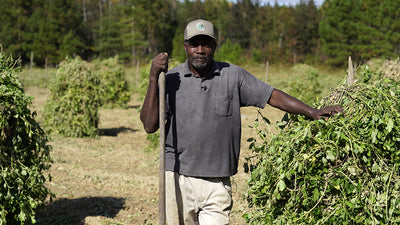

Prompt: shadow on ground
xmin=34 ymin=197 xmax=125 ymax=225
xmin=99 ymin=127 xmax=137 ymax=136
xmin=128 ymin=104 xmax=140 ymax=109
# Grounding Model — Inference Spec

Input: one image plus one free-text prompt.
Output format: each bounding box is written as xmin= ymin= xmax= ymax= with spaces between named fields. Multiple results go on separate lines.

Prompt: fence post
xmin=347 ymin=56 xmax=355 ymax=85
xmin=136 ymin=59 xmax=140 ymax=88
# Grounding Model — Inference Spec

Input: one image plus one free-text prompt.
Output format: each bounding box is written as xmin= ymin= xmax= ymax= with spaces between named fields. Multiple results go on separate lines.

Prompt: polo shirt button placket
xmin=200 ymin=79 xmax=208 ymax=93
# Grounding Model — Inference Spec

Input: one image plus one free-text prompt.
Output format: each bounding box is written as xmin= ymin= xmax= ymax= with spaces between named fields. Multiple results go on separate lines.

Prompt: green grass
xmin=124 ymin=65 xmax=142 ymax=93
xmin=17 ymin=66 xmax=57 ymax=88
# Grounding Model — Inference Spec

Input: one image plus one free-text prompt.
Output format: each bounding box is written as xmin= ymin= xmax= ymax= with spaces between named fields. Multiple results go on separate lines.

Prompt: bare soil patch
xmin=27 ymin=87 xmax=284 ymax=225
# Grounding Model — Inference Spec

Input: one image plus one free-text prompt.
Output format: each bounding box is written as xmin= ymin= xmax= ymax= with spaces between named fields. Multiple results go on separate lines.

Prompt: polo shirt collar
xmin=183 ymin=59 xmax=220 ymax=78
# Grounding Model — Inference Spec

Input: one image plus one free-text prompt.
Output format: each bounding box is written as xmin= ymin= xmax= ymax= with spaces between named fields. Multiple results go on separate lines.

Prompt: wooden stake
xmin=158 ymin=71 xmax=166 ymax=225
xmin=136 ymin=60 xmax=140 ymax=89
xmin=348 ymin=56 xmax=355 ymax=85
xmin=29 ymin=51 xmax=34 ymax=77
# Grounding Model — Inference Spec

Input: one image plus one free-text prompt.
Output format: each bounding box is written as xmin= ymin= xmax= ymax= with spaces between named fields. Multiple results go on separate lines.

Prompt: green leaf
xmin=247 ymin=137 xmax=255 ymax=142
xmin=345 ymin=200 xmax=355 ymax=209
xmin=277 ymin=180 xmax=286 ymax=192
xmin=244 ymin=163 xmax=249 ymax=173
xmin=326 ymin=151 xmax=335 ymax=161
xmin=347 ymin=166 xmax=357 ymax=175
xmin=371 ymin=129 xmax=378 ymax=143
xmin=312 ymin=188 xmax=320 ymax=202
xmin=386 ymin=118 xmax=393 ymax=133
xmin=18 ymin=211 xmax=26 ymax=222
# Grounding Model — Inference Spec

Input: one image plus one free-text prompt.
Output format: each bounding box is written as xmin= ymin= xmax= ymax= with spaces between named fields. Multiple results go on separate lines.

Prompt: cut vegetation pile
xmin=44 ymin=57 xmax=101 ymax=137
xmin=245 ymin=65 xmax=400 ymax=224
xmin=0 ymin=50 xmax=52 ymax=224
xmin=44 ymin=56 xmax=131 ymax=138
xmin=380 ymin=58 xmax=400 ymax=80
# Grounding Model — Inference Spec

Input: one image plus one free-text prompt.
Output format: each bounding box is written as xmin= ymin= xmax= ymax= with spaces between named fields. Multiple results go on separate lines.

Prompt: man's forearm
xmin=140 ymin=78 xmax=160 ymax=133
xmin=268 ymin=89 xmax=318 ymax=119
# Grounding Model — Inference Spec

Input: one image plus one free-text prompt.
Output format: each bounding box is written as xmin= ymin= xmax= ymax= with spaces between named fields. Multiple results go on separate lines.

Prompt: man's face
xmin=184 ymin=35 xmax=216 ymax=70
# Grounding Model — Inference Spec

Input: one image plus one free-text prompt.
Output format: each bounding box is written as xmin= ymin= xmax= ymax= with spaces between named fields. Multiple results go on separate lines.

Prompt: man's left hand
xmin=311 ymin=105 xmax=344 ymax=120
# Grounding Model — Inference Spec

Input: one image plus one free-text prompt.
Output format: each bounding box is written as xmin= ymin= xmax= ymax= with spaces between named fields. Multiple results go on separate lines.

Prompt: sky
xmin=231 ymin=0 xmax=325 ymax=7
xmin=263 ymin=0 xmax=324 ymax=6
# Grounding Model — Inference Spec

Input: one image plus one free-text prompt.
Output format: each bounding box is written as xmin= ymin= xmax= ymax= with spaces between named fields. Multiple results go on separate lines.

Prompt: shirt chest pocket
xmin=215 ymin=94 xmax=233 ymax=117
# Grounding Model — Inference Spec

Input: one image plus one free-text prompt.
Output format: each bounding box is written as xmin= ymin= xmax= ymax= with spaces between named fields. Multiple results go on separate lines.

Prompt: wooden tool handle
xmin=158 ymin=71 xmax=166 ymax=225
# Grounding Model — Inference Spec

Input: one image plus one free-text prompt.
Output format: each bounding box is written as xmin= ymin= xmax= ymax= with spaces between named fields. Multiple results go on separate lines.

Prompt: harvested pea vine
xmin=1 ymin=49 xmax=52 ymax=224
xmin=244 ymin=68 xmax=400 ymax=224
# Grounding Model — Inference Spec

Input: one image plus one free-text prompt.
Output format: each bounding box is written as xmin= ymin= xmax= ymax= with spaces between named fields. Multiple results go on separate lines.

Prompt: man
xmin=140 ymin=19 xmax=343 ymax=225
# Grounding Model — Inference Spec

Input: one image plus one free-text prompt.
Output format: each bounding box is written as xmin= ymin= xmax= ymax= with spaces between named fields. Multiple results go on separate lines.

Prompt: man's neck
xmin=189 ymin=62 xmax=212 ymax=78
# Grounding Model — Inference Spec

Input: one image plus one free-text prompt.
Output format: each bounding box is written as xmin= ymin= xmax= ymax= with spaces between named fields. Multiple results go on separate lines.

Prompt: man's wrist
xmin=149 ymin=74 xmax=159 ymax=83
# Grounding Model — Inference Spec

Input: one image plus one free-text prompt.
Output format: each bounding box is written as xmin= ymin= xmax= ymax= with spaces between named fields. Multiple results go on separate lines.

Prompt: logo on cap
xmin=196 ymin=22 xmax=206 ymax=31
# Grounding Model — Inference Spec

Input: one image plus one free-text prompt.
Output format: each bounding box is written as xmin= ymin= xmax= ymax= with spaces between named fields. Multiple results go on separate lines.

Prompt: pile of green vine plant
xmin=286 ymin=64 xmax=322 ymax=105
xmin=92 ymin=56 xmax=131 ymax=108
xmin=44 ymin=57 xmax=101 ymax=137
xmin=244 ymin=68 xmax=400 ymax=224
xmin=0 ymin=50 xmax=52 ymax=224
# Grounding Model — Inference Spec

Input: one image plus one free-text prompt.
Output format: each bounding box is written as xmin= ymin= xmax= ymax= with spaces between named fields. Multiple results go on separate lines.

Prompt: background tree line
xmin=0 ymin=0 xmax=399 ymax=68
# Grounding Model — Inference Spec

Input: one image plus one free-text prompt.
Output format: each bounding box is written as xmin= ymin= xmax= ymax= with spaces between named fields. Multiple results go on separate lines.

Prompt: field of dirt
xmin=26 ymin=86 xmax=285 ymax=225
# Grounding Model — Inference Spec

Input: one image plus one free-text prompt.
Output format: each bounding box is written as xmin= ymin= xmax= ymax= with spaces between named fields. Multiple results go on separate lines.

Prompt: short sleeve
xmin=237 ymin=67 xmax=274 ymax=108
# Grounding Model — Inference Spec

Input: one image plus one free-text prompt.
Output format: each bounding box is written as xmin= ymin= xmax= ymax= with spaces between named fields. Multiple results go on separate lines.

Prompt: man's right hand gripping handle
xmin=140 ymin=53 xmax=169 ymax=133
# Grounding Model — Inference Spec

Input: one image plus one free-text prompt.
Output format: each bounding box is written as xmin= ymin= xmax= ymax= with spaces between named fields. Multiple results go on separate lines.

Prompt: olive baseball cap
xmin=184 ymin=19 xmax=215 ymax=41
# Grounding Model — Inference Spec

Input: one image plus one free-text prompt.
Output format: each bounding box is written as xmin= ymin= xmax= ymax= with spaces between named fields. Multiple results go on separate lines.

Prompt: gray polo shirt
xmin=164 ymin=60 xmax=274 ymax=177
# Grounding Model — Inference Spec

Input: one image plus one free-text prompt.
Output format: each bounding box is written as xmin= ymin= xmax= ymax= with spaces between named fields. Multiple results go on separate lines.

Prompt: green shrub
xmin=171 ymin=29 xmax=187 ymax=63
xmin=286 ymin=64 xmax=322 ymax=105
xmin=245 ymin=69 xmax=400 ymax=224
xmin=92 ymin=56 xmax=131 ymax=108
xmin=251 ymin=49 xmax=264 ymax=64
xmin=0 ymin=50 xmax=52 ymax=224
xmin=44 ymin=57 xmax=101 ymax=137
xmin=214 ymin=39 xmax=243 ymax=65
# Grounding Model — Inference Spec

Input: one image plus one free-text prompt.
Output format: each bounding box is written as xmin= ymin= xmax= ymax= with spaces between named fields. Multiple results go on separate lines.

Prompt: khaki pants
xmin=165 ymin=171 xmax=232 ymax=225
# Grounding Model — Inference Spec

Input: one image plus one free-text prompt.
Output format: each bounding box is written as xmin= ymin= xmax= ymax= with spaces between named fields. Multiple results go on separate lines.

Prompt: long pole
xmin=158 ymin=71 xmax=166 ymax=225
